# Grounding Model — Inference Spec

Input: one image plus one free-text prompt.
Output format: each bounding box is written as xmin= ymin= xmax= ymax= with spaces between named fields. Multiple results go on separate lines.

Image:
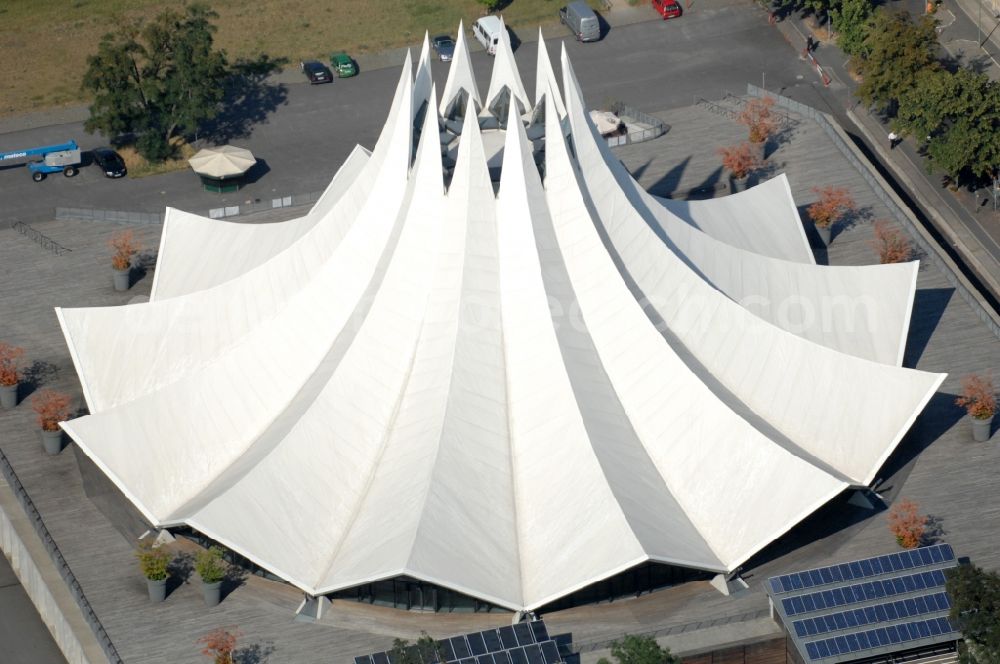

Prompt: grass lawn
xmin=0 ymin=0 xmax=606 ymax=119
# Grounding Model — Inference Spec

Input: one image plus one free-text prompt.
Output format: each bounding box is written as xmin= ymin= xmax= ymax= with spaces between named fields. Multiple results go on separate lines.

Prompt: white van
xmin=472 ymin=15 xmax=504 ymax=56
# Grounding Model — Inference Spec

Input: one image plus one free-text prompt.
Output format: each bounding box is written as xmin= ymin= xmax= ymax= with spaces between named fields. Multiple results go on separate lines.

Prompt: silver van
xmin=559 ymin=1 xmax=600 ymax=42
xmin=472 ymin=16 xmax=504 ymax=56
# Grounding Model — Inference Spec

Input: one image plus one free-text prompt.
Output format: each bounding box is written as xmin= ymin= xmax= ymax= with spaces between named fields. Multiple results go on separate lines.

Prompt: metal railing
xmin=210 ymin=190 xmax=323 ymax=219
xmin=565 ymin=608 xmax=771 ymax=653
xmin=0 ymin=448 xmax=124 ymax=664
xmin=10 ymin=220 xmax=72 ymax=256
xmin=56 ymin=207 xmax=163 ymax=225
xmin=605 ymin=102 xmax=670 ymax=147
xmin=746 ymin=83 xmax=1000 ymax=341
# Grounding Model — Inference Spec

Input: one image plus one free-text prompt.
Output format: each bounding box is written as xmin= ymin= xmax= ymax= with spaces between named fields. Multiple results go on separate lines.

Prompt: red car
xmin=652 ymin=0 xmax=683 ymax=19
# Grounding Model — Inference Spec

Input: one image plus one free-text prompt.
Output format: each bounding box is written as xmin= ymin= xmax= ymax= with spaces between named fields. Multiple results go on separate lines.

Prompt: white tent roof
xmin=56 ymin=40 xmax=945 ymax=611
xmin=188 ymin=145 xmax=256 ymax=178
xmin=439 ymin=20 xmax=481 ymax=117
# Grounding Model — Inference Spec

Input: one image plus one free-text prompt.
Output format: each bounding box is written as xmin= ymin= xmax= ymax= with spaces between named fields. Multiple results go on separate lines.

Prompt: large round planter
xmin=0 ymin=382 xmax=17 ymax=409
xmin=202 ymin=580 xmax=222 ymax=607
xmin=40 ymin=429 xmax=63 ymax=455
xmin=972 ymin=415 xmax=993 ymax=442
xmin=816 ymin=225 xmax=832 ymax=246
xmin=147 ymin=578 xmax=167 ymax=603
xmin=112 ymin=268 xmax=131 ymax=292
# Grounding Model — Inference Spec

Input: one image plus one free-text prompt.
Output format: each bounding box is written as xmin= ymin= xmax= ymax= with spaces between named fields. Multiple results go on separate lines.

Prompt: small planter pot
xmin=972 ymin=415 xmax=993 ymax=442
xmin=40 ymin=429 xmax=63 ymax=455
xmin=112 ymin=268 xmax=131 ymax=292
xmin=147 ymin=578 xmax=167 ymax=603
xmin=0 ymin=382 xmax=17 ymax=408
xmin=202 ymin=580 xmax=222 ymax=607
xmin=816 ymin=225 xmax=832 ymax=246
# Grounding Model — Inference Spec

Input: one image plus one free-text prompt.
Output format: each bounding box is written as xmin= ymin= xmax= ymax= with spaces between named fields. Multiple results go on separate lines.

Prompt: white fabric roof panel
xmin=56 ymin=42 xmax=945 ymax=611
xmin=654 ymin=173 xmax=813 ymax=264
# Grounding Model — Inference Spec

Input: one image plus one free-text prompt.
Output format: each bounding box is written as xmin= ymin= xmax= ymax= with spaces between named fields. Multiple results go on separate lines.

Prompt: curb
xmin=845 ymin=112 xmax=1000 ymax=309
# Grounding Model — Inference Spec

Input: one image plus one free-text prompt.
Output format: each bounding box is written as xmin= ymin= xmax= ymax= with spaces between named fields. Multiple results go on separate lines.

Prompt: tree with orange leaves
xmin=808 ymin=186 xmax=856 ymax=230
xmin=887 ymin=498 xmax=927 ymax=549
xmin=30 ymin=389 xmax=72 ymax=432
xmin=718 ymin=142 xmax=762 ymax=180
xmin=870 ymin=220 xmax=914 ymax=264
xmin=737 ymin=96 xmax=778 ymax=144
xmin=198 ymin=627 xmax=241 ymax=664
xmin=0 ymin=341 xmax=25 ymax=387
xmin=109 ymin=229 xmax=140 ymax=271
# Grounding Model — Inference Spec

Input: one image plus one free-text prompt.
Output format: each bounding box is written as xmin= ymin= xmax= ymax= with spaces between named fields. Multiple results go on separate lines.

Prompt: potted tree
xmin=807 ymin=185 xmax=855 ymax=246
xmin=955 ymin=374 xmax=996 ymax=442
xmin=195 ymin=546 xmax=228 ymax=607
xmin=198 ymin=627 xmax=241 ymax=664
xmin=0 ymin=341 xmax=25 ymax=409
xmin=887 ymin=498 xmax=927 ymax=548
xmin=870 ymin=220 xmax=913 ymax=264
xmin=136 ymin=543 xmax=172 ymax=602
xmin=717 ymin=142 xmax=761 ymax=187
xmin=30 ymin=389 xmax=72 ymax=455
xmin=737 ymin=96 xmax=778 ymax=160
xmin=109 ymin=229 xmax=141 ymax=292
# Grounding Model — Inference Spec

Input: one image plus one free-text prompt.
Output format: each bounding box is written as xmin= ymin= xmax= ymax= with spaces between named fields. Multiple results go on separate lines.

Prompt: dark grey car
xmin=92 ymin=148 xmax=127 ymax=178
xmin=432 ymin=35 xmax=455 ymax=62
xmin=301 ymin=60 xmax=332 ymax=84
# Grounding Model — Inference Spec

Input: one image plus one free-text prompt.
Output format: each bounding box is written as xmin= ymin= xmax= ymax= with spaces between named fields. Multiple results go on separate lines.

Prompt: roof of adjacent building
xmin=766 ymin=544 xmax=961 ymax=664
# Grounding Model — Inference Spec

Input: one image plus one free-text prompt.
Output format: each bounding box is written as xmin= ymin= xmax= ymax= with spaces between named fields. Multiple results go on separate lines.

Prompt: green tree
xmin=831 ymin=0 xmax=873 ymax=57
xmin=852 ymin=10 xmax=940 ymax=114
xmin=82 ymin=3 xmax=228 ymax=161
xmin=896 ymin=67 xmax=1000 ymax=183
xmin=597 ymin=635 xmax=680 ymax=664
xmin=946 ymin=564 xmax=1000 ymax=664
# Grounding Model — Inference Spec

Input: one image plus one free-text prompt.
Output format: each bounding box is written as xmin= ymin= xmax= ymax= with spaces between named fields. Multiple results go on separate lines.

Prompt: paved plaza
xmin=0 ymin=99 xmax=998 ymax=663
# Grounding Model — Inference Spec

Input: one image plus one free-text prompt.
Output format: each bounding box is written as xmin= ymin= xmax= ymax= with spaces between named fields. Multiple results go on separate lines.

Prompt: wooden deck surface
xmin=0 ymin=101 xmax=997 ymax=663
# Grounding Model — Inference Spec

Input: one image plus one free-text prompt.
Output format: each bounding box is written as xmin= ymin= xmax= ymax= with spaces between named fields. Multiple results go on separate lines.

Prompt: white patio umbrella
xmin=188 ymin=145 xmax=256 ymax=179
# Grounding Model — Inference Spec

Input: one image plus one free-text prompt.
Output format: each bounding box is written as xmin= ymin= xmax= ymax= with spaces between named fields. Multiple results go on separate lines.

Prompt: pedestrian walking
xmin=888 ymin=131 xmax=900 ymax=150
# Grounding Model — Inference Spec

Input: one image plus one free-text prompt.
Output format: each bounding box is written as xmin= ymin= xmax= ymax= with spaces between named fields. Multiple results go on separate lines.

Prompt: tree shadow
xmin=798 ymin=203 xmax=829 ymax=264
xmin=236 ymin=641 xmax=277 ymax=664
xmin=903 ymin=288 xmax=954 ymax=367
xmin=166 ymin=551 xmax=195 ymax=597
xmin=200 ymin=54 xmax=289 ymax=144
xmin=922 ymin=514 xmax=947 ymax=545
xmin=130 ymin=249 xmax=158 ymax=286
xmin=19 ymin=359 xmax=59 ymax=400
xmin=646 ymin=155 xmax=692 ymax=198
xmin=221 ymin=563 xmax=249 ymax=601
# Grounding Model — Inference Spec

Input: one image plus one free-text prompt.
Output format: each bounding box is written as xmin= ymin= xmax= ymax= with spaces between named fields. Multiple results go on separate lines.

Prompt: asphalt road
xmin=0 ymin=4 xmax=818 ymax=225
xmin=0 ymin=553 xmax=67 ymax=664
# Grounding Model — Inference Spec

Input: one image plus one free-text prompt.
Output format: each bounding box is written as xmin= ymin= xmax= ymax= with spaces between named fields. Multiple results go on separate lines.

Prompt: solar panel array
xmin=769 ymin=544 xmax=954 ymax=596
xmin=766 ymin=544 xmax=961 ymax=663
xmin=355 ymin=621 xmax=561 ymax=664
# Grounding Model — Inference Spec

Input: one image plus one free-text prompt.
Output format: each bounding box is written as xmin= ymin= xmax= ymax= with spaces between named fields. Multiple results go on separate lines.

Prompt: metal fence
xmin=606 ymin=103 xmax=670 ymax=147
xmin=56 ymin=207 xmax=163 ymax=225
xmin=209 ymin=190 xmax=323 ymax=219
xmin=0 ymin=448 xmax=124 ymax=664
xmin=746 ymin=83 xmax=1000 ymax=341
xmin=10 ymin=220 xmax=72 ymax=256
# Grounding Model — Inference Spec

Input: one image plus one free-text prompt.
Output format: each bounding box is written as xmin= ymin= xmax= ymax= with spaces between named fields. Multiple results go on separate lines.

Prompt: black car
xmin=91 ymin=148 xmax=127 ymax=178
xmin=432 ymin=35 xmax=455 ymax=62
xmin=301 ymin=60 xmax=332 ymax=84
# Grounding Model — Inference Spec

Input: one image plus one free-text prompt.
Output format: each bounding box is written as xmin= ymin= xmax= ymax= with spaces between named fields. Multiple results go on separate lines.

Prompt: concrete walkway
xmin=768 ymin=2 xmax=1000 ymax=306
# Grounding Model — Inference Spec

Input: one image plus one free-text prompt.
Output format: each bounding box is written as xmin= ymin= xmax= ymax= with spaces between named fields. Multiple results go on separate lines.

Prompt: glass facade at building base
xmin=330 ymin=563 xmax=711 ymax=613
